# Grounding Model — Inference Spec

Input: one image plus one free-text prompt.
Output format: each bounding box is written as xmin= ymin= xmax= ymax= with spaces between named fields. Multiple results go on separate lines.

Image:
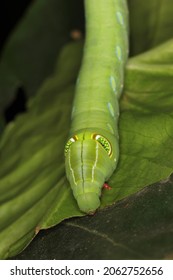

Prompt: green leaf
xmin=0 ymin=0 xmax=173 ymax=260
xmin=101 ymin=39 xmax=173 ymax=207
xmin=0 ymin=41 xmax=84 ymax=259
xmin=128 ymin=0 xmax=173 ymax=55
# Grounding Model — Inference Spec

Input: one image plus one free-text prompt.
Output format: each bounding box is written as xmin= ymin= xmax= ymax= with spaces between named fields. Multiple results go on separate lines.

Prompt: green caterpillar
xmin=64 ymin=0 xmax=129 ymax=213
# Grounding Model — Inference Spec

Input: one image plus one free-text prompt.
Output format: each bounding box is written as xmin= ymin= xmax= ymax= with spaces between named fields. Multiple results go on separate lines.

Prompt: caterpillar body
xmin=64 ymin=0 xmax=129 ymax=213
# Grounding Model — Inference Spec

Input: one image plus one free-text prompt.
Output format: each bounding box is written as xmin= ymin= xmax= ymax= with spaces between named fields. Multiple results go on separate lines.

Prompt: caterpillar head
xmin=64 ymin=131 xmax=118 ymax=213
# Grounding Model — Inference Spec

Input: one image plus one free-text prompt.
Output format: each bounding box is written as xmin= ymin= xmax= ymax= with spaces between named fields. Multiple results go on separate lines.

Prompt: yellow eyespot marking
xmin=92 ymin=134 xmax=112 ymax=157
xmin=64 ymin=136 xmax=78 ymax=155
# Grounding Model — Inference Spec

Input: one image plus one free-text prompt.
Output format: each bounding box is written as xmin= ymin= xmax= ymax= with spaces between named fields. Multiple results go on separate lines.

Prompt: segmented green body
xmin=64 ymin=0 xmax=129 ymax=213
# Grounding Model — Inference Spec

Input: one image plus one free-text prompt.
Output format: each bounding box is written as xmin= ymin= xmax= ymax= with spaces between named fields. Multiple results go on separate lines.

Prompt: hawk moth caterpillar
xmin=64 ymin=0 xmax=129 ymax=213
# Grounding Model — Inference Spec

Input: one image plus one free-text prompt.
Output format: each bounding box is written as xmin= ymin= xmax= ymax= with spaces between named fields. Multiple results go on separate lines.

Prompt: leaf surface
xmin=12 ymin=177 xmax=173 ymax=260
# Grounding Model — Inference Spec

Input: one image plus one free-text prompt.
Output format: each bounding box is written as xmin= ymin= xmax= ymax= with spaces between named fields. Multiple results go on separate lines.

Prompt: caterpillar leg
xmin=103 ymin=182 xmax=112 ymax=190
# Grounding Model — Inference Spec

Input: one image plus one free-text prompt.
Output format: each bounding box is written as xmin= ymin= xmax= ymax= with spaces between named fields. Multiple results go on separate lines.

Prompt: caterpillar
xmin=64 ymin=0 xmax=129 ymax=213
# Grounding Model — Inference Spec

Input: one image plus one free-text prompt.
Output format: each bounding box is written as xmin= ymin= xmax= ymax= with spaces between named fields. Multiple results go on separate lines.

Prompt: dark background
xmin=0 ymin=0 xmax=85 ymax=123
xmin=0 ymin=0 xmax=85 ymax=52
xmin=0 ymin=1 xmax=31 ymax=122
xmin=0 ymin=1 xmax=32 ymax=52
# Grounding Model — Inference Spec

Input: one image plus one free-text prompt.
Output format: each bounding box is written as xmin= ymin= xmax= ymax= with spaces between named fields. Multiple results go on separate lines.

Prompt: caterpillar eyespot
xmin=64 ymin=136 xmax=77 ymax=155
xmin=64 ymin=0 xmax=129 ymax=213
xmin=92 ymin=134 xmax=112 ymax=157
